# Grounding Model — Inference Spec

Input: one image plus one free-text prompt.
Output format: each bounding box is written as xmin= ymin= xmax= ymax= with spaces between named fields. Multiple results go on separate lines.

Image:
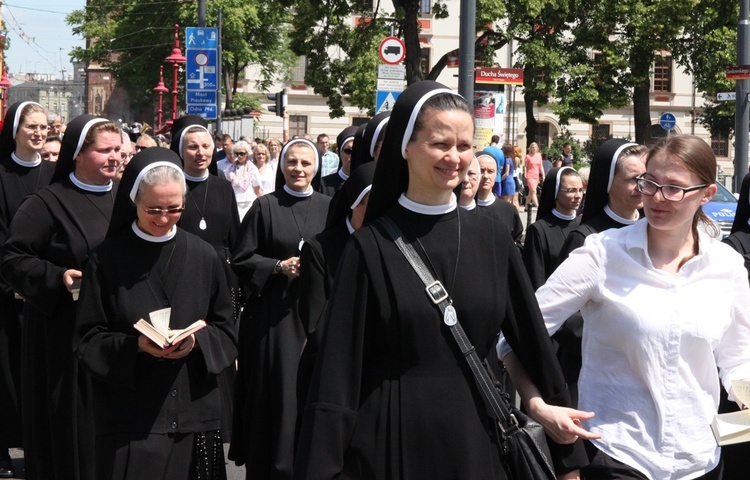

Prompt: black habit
xmin=74 ymin=227 xmax=237 ymax=479
xmin=476 ymin=196 xmax=524 ymax=244
xmin=523 ymin=214 xmax=581 ymax=291
xmin=318 ymin=170 xmax=346 ymax=197
xmin=0 ymin=176 xmax=114 ymax=480
xmin=229 ymin=187 xmax=330 ymax=478
xmin=295 ymin=204 xmax=583 ymax=479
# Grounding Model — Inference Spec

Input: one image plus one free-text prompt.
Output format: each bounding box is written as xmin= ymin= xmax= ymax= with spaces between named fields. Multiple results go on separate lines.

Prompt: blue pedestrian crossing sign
xmin=376 ymin=91 xmax=399 ymax=114
xmin=659 ymin=112 xmax=676 ymax=131
xmin=185 ymin=27 xmax=218 ymax=119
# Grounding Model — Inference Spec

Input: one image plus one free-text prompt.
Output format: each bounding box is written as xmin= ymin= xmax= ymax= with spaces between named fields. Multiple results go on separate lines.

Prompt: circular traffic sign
xmin=195 ymin=52 xmax=209 ymax=66
xmin=659 ymin=112 xmax=676 ymax=131
xmin=379 ymin=36 xmax=406 ymax=65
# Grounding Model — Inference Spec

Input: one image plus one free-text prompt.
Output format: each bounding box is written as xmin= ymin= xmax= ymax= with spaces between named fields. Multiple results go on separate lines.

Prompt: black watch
xmin=275 ymin=261 xmax=283 ymax=273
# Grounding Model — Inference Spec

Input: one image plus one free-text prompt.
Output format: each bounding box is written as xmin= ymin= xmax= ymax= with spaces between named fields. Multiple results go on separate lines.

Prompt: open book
xmin=711 ymin=379 xmax=750 ymax=446
xmin=133 ymin=307 xmax=206 ymax=349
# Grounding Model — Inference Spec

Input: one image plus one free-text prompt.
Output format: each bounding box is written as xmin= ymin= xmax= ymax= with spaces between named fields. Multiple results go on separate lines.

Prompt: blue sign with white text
xmin=185 ymin=27 xmax=218 ymax=119
xmin=187 ymin=104 xmax=218 ymax=119
xmin=187 ymin=90 xmax=217 ymax=105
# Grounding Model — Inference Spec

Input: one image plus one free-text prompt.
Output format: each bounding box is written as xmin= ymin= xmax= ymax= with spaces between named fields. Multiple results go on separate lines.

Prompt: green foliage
xmin=230 ymin=92 xmax=263 ymax=110
xmin=67 ymin=0 xmax=293 ymax=118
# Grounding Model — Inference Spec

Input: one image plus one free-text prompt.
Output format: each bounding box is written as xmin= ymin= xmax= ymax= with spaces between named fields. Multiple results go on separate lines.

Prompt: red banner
xmin=475 ymin=67 xmax=524 ymax=85
xmin=726 ymin=65 xmax=750 ymax=80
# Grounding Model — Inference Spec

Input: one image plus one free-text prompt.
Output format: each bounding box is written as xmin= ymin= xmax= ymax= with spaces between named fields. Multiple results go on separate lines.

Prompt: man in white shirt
xmin=317 ymin=133 xmax=339 ymax=177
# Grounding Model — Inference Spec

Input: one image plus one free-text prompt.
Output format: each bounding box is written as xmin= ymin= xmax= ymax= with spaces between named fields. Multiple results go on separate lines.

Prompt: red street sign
xmin=379 ymin=36 xmax=406 ymax=65
xmin=474 ymin=67 xmax=524 ymax=85
xmin=250 ymin=110 xmax=261 ymax=118
xmin=726 ymin=65 xmax=750 ymax=80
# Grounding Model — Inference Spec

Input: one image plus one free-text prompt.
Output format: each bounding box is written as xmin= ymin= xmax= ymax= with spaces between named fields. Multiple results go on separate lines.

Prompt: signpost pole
xmin=736 ymin=0 xmax=750 ymax=189
xmin=458 ymin=0 xmax=475 ymax=102
xmin=216 ymin=9 xmax=223 ymax=134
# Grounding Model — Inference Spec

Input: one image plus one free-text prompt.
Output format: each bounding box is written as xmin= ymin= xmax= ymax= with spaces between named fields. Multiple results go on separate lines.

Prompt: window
xmin=420 ymin=48 xmax=431 ymax=79
xmin=592 ymin=124 xmax=611 ymax=140
xmin=653 ymin=55 xmax=672 ymax=93
xmin=419 ymin=0 xmax=431 ymax=14
xmin=289 ymin=115 xmax=308 ymax=139
xmin=534 ymin=122 xmax=550 ymax=150
xmin=291 ymin=56 xmax=306 ymax=86
xmin=711 ymin=133 xmax=729 ymax=158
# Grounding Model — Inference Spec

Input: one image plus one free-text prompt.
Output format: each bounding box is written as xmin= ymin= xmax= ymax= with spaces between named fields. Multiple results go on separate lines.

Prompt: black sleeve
xmin=522 ymin=223 xmax=546 ymax=291
xmin=232 ymin=198 xmax=275 ymax=295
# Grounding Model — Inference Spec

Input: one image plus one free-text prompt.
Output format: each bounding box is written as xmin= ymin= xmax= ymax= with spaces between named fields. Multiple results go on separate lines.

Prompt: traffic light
xmin=267 ymin=89 xmax=287 ymax=117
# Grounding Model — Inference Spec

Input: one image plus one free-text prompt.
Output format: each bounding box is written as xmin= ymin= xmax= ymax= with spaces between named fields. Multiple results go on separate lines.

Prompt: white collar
xmin=605 ymin=204 xmax=639 ymax=225
xmin=283 ymin=184 xmax=313 ymax=197
xmin=477 ymin=195 xmax=496 ymax=207
xmin=338 ymin=169 xmax=349 ymax=181
xmin=459 ymin=200 xmax=477 ymax=211
xmin=131 ymin=221 xmax=177 ymax=243
xmin=11 ymin=151 xmax=42 ymax=167
xmin=69 ymin=172 xmax=113 ymax=192
xmin=184 ymin=171 xmax=209 ymax=182
xmin=398 ymin=193 xmax=457 ymax=215
xmin=552 ymin=208 xmax=577 ymax=221
xmin=346 ymin=215 xmax=355 ymax=234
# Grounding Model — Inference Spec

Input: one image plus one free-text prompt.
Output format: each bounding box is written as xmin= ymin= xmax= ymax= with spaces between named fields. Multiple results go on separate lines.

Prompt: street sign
xmin=185 ymin=27 xmax=218 ymax=119
xmin=717 ymin=92 xmax=737 ymax=102
xmin=376 ymin=91 xmax=399 ymax=113
xmin=378 ymin=36 xmax=406 ymax=65
xmin=377 ymin=78 xmax=405 ymax=91
xmin=726 ymin=65 xmax=750 ymax=80
xmin=378 ymin=64 xmax=406 ymax=79
xmin=659 ymin=112 xmax=676 ymax=131
xmin=187 ymin=104 xmax=218 ymax=119
xmin=187 ymin=90 xmax=217 ymax=105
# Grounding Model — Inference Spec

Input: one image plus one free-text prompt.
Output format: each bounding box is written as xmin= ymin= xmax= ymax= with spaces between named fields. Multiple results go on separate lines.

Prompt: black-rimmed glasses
xmin=636 ymin=175 xmax=707 ymax=202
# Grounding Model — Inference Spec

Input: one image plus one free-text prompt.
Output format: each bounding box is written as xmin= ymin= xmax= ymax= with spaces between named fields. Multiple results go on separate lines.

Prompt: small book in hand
xmin=711 ymin=379 xmax=750 ymax=446
xmin=133 ymin=307 xmax=206 ymax=349
xmin=71 ymin=277 xmax=82 ymax=301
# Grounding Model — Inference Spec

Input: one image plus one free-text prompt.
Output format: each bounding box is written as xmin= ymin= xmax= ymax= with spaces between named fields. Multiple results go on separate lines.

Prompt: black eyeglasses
xmin=636 ymin=175 xmax=707 ymax=202
xmin=342 ymin=148 xmax=353 ymax=155
xmin=142 ymin=206 xmax=185 ymax=216
xmin=235 ymin=151 xmax=248 ymax=156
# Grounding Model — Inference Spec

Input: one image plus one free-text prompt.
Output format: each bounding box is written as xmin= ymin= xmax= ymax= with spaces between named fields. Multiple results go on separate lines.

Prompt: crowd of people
xmin=0 ymin=84 xmax=749 ymax=480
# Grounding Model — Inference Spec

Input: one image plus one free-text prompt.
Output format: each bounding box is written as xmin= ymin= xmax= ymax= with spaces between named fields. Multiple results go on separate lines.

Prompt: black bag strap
xmin=378 ymin=215 xmax=518 ymax=434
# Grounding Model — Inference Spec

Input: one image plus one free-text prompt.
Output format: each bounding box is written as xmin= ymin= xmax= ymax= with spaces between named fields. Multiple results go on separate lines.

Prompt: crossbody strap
xmin=378 ymin=216 xmax=517 ymax=433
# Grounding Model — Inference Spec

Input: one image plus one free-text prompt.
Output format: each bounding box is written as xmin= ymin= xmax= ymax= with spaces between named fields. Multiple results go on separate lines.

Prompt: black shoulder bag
xmin=379 ymin=215 xmax=556 ymax=480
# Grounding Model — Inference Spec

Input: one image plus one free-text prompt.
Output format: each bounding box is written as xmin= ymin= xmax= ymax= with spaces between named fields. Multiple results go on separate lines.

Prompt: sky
xmin=3 ymin=0 xmax=86 ymax=79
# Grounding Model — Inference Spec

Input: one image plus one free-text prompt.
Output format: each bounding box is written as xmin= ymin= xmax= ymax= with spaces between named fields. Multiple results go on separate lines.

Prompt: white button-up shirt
xmin=514 ymin=219 xmax=750 ymax=479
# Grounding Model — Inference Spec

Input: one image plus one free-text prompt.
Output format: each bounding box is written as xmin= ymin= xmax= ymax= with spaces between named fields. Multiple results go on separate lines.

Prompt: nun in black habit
xmin=171 ymin=115 xmax=242 ymax=442
xmin=73 ymin=148 xmax=237 ymax=480
xmin=720 ymin=172 xmax=750 ymax=480
xmin=522 ymin=166 xmax=583 ymax=290
xmin=0 ymin=115 xmax=122 ymax=480
xmin=294 ymin=81 xmax=591 ymax=480
xmin=550 ymin=139 xmax=646 ymax=406
xmin=0 ymin=101 xmax=56 ymax=472
xmin=319 ymin=125 xmax=359 ymax=196
xmin=297 ymin=161 xmax=376 ymax=413
xmin=355 ymin=110 xmax=390 ymax=169
xmin=474 ymin=150 xmax=524 ymax=245
xmin=229 ymin=138 xmax=330 ymax=479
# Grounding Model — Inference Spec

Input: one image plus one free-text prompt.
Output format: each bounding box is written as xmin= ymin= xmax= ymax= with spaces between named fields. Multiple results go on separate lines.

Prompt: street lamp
xmin=153 ymin=65 xmax=169 ymax=131
xmin=0 ymin=69 xmax=11 ymax=119
xmin=164 ymin=24 xmax=186 ymax=122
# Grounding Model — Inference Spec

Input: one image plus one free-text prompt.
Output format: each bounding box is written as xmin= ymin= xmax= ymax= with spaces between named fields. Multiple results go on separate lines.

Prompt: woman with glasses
xmin=0 ymin=101 xmax=57 ymax=478
xmin=510 ymin=135 xmax=750 ymax=479
xmin=73 ymin=148 xmax=237 ymax=480
xmin=253 ymin=143 xmax=275 ymax=195
xmin=522 ymin=166 xmax=583 ymax=290
xmin=319 ymin=126 xmax=358 ymax=196
xmin=1 ymin=114 xmax=122 ymax=480
xmin=227 ymin=140 xmax=261 ymax=220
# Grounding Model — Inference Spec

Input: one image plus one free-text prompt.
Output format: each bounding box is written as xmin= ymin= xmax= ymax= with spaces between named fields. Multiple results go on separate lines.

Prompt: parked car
xmin=702 ymin=182 xmax=737 ymax=238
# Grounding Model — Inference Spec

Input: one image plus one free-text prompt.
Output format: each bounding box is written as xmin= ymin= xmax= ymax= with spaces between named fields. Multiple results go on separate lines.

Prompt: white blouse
xmin=520 ymin=218 xmax=750 ymax=479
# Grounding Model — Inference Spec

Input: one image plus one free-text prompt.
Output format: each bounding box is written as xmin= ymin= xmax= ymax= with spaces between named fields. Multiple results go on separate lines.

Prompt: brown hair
xmin=19 ymin=103 xmax=47 ymax=127
xmin=646 ymin=135 xmax=718 ymax=239
xmin=79 ymin=122 xmax=121 ymax=155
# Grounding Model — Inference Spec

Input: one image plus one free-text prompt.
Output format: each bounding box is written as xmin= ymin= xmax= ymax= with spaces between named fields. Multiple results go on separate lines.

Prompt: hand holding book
xmin=134 ymin=308 xmax=206 ymax=352
xmin=711 ymin=379 xmax=750 ymax=445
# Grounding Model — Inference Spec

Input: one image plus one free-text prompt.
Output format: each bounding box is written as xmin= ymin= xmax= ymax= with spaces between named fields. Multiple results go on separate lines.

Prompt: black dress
xmin=476 ymin=197 xmax=524 ymax=244
xmin=523 ymin=213 xmax=581 ymax=290
xmin=74 ymin=227 xmax=238 ymax=479
xmin=229 ymin=187 xmax=330 ymax=479
xmin=295 ymin=203 xmax=583 ymax=480
xmin=0 ymin=176 xmax=114 ymax=480
xmin=319 ymin=170 xmax=346 ymax=197
xmin=0 ymin=157 xmax=55 ymax=450
xmin=180 ymin=174 xmax=242 ymax=438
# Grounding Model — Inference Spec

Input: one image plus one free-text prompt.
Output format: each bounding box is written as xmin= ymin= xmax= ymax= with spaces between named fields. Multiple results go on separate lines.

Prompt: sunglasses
xmin=235 ymin=151 xmax=248 ymax=156
xmin=342 ymin=148 xmax=353 ymax=155
xmin=142 ymin=206 xmax=185 ymax=216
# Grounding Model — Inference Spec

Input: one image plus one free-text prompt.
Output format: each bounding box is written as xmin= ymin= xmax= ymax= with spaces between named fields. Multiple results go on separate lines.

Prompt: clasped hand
xmin=138 ymin=333 xmax=196 ymax=359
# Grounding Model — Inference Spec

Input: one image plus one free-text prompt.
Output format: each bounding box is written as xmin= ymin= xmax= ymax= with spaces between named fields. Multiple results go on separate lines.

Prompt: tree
xmin=67 ymin=0 xmax=293 ymax=120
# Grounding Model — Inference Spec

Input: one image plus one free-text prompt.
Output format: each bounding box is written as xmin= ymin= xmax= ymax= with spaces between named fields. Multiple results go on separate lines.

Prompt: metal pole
xmin=198 ymin=0 xmax=206 ymax=28
xmin=215 ymin=8 xmax=223 ymax=135
xmin=736 ymin=0 xmax=749 ymax=190
xmin=457 ymin=0 xmax=475 ymax=102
